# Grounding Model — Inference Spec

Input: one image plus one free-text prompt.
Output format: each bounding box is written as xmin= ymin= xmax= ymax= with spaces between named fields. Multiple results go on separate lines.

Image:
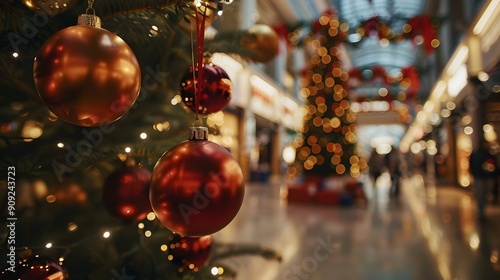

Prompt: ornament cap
xmin=189 ymin=126 xmax=209 ymax=141
xmin=78 ymin=14 xmax=101 ymax=28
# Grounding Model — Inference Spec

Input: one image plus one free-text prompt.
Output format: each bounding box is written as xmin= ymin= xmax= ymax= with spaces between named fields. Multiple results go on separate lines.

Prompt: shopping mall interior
xmin=1 ymin=0 xmax=500 ymax=279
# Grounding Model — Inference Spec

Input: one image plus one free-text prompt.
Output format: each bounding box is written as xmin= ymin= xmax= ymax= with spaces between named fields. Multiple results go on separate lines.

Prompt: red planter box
xmin=315 ymin=190 xmax=341 ymax=205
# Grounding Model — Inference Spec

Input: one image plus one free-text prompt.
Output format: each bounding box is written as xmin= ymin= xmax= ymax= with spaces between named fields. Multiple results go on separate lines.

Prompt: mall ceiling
xmin=256 ymin=0 xmax=435 ymax=154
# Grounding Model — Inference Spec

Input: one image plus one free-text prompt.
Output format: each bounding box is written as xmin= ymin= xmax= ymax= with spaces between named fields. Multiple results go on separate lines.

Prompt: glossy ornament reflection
xmin=33 ymin=25 xmax=141 ymax=127
xmin=179 ymin=63 xmax=232 ymax=115
xmin=150 ymin=127 xmax=244 ymax=237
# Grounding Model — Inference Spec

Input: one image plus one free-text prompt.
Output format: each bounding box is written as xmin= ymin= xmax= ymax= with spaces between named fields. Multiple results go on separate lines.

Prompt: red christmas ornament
xmin=179 ymin=63 xmax=232 ymax=115
xmin=1 ymin=255 xmax=68 ymax=279
xmin=167 ymin=234 xmax=212 ymax=272
xmin=150 ymin=127 xmax=245 ymax=237
xmin=102 ymin=165 xmax=152 ymax=223
xmin=33 ymin=14 xmax=141 ymax=127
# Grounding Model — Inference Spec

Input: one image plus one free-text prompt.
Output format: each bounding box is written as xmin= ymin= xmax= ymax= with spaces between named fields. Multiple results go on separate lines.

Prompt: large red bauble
xmin=179 ymin=63 xmax=232 ymax=115
xmin=33 ymin=25 xmax=141 ymax=127
xmin=1 ymin=255 xmax=68 ymax=279
xmin=150 ymin=132 xmax=244 ymax=237
xmin=167 ymin=234 xmax=212 ymax=272
xmin=102 ymin=166 xmax=152 ymax=223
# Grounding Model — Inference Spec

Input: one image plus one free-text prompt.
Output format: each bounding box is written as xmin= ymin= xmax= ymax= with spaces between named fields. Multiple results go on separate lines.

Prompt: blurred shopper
xmin=388 ymin=148 xmax=402 ymax=198
xmin=469 ymin=139 xmax=497 ymax=221
xmin=368 ymin=150 xmax=385 ymax=187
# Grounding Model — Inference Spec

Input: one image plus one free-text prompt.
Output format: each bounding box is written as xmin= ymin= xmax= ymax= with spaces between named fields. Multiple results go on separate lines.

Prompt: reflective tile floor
xmin=214 ymin=173 xmax=500 ymax=280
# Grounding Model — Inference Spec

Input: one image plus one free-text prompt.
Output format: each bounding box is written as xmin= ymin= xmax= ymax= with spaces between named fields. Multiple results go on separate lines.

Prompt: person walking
xmin=368 ymin=150 xmax=385 ymax=187
xmin=388 ymin=148 xmax=402 ymax=198
xmin=469 ymin=139 xmax=497 ymax=221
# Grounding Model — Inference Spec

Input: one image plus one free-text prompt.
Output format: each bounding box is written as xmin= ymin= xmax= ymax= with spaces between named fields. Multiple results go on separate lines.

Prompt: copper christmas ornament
xmin=240 ymin=24 xmax=280 ymax=63
xmin=34 ymin=17 xmax=141 ymax=127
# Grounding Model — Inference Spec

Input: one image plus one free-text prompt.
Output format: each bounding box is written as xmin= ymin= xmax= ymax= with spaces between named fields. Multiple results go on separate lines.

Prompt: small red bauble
xmin=1 ymin=255 xmax=68 ymax=279
xmin=150 ymin=127 xmax=244 ymax=237
xmin=102 ymin=166 xmax=152 ymax=223
xmin=167 ymin=234 xmax=212 ymax=272
xmin=53 ymin=180 xmax=88 ymax=206
xmin=33 ymin=25 xmax=141 ymax=127
xmin=179 ymin=63 xmax=232 ymax=114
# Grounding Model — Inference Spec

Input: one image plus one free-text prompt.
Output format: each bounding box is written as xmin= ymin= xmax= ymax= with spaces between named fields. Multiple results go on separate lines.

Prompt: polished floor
xmin=214 ymin=173 xmax=500 ymax=280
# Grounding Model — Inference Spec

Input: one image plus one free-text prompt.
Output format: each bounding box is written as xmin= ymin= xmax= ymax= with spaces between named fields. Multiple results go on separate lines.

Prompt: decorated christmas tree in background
xmin=0 ymin=0 xmax=281 ymax=279
xmin=291 ymin=12 xmax=364 ymax=179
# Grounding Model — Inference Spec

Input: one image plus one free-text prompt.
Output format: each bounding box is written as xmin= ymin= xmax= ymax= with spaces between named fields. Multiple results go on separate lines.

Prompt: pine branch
xmin=205 ymin=29 xmax=258 ymax=59
xmin=81 ymin=0 xmax=186 ymax=19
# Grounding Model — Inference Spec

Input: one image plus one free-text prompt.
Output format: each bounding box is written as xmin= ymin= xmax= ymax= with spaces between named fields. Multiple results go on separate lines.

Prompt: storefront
xmin=211 ymin=53 xmax=303 ymax=182
xmin=399 ymin=1 xmax=500 ymax=187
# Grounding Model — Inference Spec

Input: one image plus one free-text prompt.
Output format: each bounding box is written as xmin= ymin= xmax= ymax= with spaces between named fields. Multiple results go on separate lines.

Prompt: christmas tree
xmin=0 ymin=1 xmax=281 ymax=279
xmin=292 ymin=12 xmax=364 ymax=178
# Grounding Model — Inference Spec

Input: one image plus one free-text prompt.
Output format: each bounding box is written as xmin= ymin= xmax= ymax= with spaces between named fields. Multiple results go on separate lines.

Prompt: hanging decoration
xmin=348 ymin=65 xmax=421 ymax=95
xmin=166 ymin=234 xmax=213 ymax=273
xmin=408 ymin=15 xmax=438 ymax=54
xmin=274 ymin=12 xmax=439 ymax=55
xmin=354 ymin=15 xmax=439 ymax=54
xmin=102 ymin=165 xmax=152 ymax=223
xmin=20 ymin=0 xmax=79 ymax=14
xmin=179 ymin=2 xmax=232 ymax=115
xmin=240 ymin=24 xmax=280 ymax=63
xmin=149 ymin=126 xmax=245 ymax=237
xmin=180 ymin=59 xmax=232 ymax=115
xmin=33 ymin=0 xmax=141 ymax=127
xmin=178 ymin=2 xmax=217 ymax=31
xmin=151 ymin=1 xmax=244 ymax=237
xmin=1 ymin=254 xmax=68 ymax=279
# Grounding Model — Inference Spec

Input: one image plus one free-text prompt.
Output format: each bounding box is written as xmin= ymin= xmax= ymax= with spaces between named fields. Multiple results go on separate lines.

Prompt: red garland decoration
xmin=272 ymin=22 xmax=289 ymax=41
xmin=348 ymin=65 xmax=421 ymax=94
xmin=277 ymin=9 xmax=437 ymax=55
xmin=311 ymin=8 xmax=336 ymax=34
xmin=400 ymin=66 xmax=421 ymax=93
xmin=353 ymin=14 xmax=438 ymax=54
xmin=362 ymin=16 xmax=383 ymax=38
xmin=408 ymin=14 xmax=437 ymax=54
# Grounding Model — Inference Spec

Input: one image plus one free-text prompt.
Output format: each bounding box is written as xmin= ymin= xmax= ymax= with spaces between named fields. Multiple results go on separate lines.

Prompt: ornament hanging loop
xmin=189 ymin=126 xmax=209 ymax=141
xmin=79 ymin=0 xmax=101 ymax=27
xmin=192 ymin=118 xmax=203 ymax=127
xmin=85 ymin=7 xmax=96 ymax=15
xmin=85 ymin=0 xmax=96 ymax=16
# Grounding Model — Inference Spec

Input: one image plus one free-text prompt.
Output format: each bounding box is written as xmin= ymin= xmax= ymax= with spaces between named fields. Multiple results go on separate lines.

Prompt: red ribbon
xmin=362 ymin=16 xmax=383 ymax=38
xmin=194 ymin=6 xmax=208 ymax=121
xmin=401 ymin=66 xmax=421 ymax=94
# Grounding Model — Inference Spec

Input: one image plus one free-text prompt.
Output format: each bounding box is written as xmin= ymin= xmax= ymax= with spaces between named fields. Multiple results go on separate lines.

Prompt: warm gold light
xmin=331 ymin=155 xmax=341 ymax=165
xmin=336 ymin=164 xmax=346 ymax=174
